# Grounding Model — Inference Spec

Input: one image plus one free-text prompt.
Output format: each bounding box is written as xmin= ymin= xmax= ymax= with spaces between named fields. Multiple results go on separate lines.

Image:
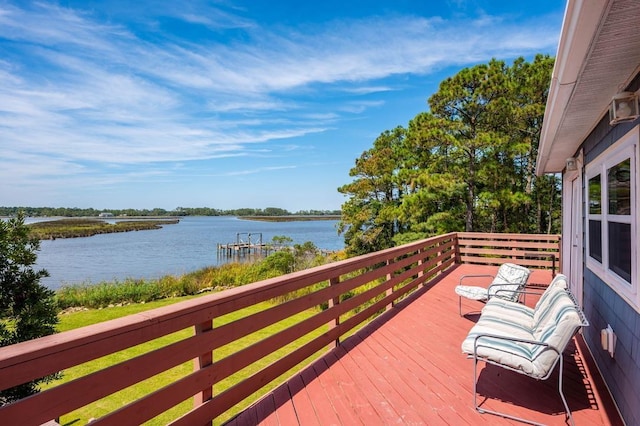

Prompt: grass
xmin=55 ymin=251 xmax=345 ymax=310
xmin=47 ymin=295 xmax=326 ymax=425
xmin=56 ymin=262 xmax=271 ymax=309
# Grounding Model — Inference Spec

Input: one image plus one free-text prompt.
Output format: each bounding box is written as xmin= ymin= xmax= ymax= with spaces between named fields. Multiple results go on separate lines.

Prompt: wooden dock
xmin=217 ymin=242 xmax=276 ymax=257
xmin=217 ymin=232 xmax=280 ymax=257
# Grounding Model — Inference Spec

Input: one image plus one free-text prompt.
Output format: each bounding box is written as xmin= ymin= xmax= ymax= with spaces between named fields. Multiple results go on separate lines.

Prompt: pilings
xmin=217 ymin=232 xmax=280 ymax=257
xmin=216 ymin=242 xmax=277 ymax=257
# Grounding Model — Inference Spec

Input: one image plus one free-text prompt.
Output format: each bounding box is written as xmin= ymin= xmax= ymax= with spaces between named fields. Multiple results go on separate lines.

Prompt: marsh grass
xmin=28 ymin=218 xmax=179 ymax=240
xmin=55 ymin=250 xmax=346 ymax=310
xmin=56 ymin=262 xmax=267 ymax=309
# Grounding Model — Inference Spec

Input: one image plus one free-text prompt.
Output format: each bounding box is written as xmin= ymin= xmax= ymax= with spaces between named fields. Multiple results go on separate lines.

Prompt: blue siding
xmin=579 ymin=72 xmax=640 ymax=424
xmin=583 ymin=246 xmax=640 ymax=426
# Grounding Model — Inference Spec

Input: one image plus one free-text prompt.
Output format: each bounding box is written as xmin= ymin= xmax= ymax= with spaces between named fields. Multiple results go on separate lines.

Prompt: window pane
xmin=589 ymin=219 xmax=602 ymax=262
xmin=608 ymin=222 xmax=631 ymax=283
xmin=589 ymin=175 xmax=601 ymax=214
xmin=608 ymin=158 xmax=631 ymax=215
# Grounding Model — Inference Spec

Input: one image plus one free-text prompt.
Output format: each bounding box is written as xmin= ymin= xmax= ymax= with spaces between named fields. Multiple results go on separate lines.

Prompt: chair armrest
xmin=459 ymin=274 xmax=494 ymax=286
xmin=491 ymin=288 xmax=544 ymax=298
xmin=487 ymin=283 xmax=528 ymax=300
xmin=487 ymin=282 xmax=526 ymax=300
xmin=472 ymin=333 xmax=561 ymax=359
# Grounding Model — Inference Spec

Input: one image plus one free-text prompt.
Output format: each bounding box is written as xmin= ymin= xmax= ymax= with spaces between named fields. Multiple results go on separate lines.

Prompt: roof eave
xmin=536 ymin=0 xmax=609 ymax=176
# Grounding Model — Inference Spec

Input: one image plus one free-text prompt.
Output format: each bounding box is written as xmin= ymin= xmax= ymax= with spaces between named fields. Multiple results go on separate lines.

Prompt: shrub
xmin=0 ymin=213 xmax=59 ymax=404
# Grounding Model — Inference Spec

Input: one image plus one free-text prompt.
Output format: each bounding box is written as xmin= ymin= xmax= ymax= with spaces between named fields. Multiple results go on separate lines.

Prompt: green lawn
xmin=46 ymin=294 xmax=325 ymax=425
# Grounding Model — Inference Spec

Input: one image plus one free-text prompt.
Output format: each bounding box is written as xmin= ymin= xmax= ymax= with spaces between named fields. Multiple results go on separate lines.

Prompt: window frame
xmin=587 ymin=173 xmax=603 ymax=262
xmin=585 ymin=125 xmax=639 ymax=310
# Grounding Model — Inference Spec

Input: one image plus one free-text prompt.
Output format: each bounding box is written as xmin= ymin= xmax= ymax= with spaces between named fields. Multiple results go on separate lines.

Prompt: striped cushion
xmin=462 ymin=318 xmax=540 ymax=376
xmin=455 ymin=285 xmax=492 ymax=301
xmin=532 ymin=276 xmax=569 ymax=331
xmin=462 ymin=281 xmax=581 ymax=379
xmin=489 ymin=263 xmax=531 ymax=301
xmin=492 ymin=263 xmax=531 ymax=286
xmin=481 ymin=274 xmax=570 ymax=329
xmin=455 ymin=263 xmax=531 ymax=303
xmin=481 ymin=299 xmax=534 ymax=329
xmin=533 ymin=292 xmax=581 ymax=351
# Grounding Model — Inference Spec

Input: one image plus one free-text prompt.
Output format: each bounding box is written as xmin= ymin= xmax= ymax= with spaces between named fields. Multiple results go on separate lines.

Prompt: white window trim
xmin=585 ymin=125 xmax=639 ymax=311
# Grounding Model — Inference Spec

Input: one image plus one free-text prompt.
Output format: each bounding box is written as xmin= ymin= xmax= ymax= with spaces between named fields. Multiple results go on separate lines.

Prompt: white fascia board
xmin=537 ymin=0 xmax=609 ymax=175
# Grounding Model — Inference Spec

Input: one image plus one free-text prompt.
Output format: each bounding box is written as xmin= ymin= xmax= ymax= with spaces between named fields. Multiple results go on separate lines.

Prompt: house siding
xmin=580 ymin=72 xmax=640 ymax=425
xmin=583 ymin=270 xmax=640 ymax=426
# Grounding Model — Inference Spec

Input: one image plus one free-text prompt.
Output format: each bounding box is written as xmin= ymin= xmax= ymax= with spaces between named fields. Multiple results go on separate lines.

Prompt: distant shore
xmin=27 ymin=218 xmax=179 ymax=240
xmin=240 ymin=215 xmax=340 ymax=222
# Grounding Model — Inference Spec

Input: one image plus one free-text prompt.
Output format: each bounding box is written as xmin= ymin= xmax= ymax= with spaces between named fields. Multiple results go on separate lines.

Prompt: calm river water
xmin=31 ymin=216 xmax=343 ymax=289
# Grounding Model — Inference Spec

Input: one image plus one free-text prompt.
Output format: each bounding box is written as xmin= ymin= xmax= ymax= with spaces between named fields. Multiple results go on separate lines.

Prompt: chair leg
xmin=473 ymin=355 xmax=479 ymax=410
xmin=472 ymin=355 xmax=554 ymax=426
xmin=557 ymin=355 xmax=575 ymax=426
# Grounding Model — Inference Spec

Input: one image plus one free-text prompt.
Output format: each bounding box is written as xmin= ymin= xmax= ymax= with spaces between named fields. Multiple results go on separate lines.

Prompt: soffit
xmin=538 ymin=0 xmax=640 ymax=174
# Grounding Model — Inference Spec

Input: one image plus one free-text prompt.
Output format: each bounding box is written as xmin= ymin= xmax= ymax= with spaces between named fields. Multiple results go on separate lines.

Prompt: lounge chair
xmin=461 ymin=274 xmax=589 ymax=426
xmin=455 ymin=262 xmax=531 ymax=316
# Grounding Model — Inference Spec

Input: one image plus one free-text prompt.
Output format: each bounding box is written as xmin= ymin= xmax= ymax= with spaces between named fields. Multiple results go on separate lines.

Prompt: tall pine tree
xmin=339 ymin=55 xmax=558 ymax=254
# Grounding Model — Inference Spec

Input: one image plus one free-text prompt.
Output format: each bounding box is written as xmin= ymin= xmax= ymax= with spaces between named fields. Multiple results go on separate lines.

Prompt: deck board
xmin=310 ymin=357 xmax=365 ymax=426
xmin=230 ymin=265 xmax=622 ymax=425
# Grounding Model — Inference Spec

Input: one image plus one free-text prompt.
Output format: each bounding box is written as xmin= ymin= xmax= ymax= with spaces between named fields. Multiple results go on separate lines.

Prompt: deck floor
xmin=227 ymin=264 xmax=622 ymax=425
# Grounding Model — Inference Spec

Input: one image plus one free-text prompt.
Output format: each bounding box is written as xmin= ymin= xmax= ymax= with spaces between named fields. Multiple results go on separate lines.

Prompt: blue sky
xmin=0 ymin=0 xmax=565 ymax=212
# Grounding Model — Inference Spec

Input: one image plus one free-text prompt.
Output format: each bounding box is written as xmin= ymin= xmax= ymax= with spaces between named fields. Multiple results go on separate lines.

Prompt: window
xmin=585 ymin=126 xmax=639 ymax=309
xmin=608 ymin=158 xmax=632 ymax=283
xmin=588 ymin=174 xmax=602 ymax=262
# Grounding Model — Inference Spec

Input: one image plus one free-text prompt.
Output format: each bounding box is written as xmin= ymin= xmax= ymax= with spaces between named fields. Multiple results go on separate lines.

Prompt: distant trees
xmin=0 ymin=213 xmax=59 ymax=405
xmin=0 ymin=207 xmax=341 ymax=218
xmin=0 ymin=206 xmax=177 ymax=218
xmin=339 ymin=55 xmax=559 ymax=255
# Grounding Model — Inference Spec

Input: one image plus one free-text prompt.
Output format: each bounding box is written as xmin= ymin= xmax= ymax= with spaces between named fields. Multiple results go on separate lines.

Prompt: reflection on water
xmin=32 ymin=216 xmax=343 ymax=289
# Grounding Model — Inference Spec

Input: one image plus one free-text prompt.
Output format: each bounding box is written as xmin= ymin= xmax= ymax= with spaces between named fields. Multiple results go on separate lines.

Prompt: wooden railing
xmin=456 ymin=232 xmax=561 ymax=275
xmin=0 ymin=232 xmax=559 ymax=425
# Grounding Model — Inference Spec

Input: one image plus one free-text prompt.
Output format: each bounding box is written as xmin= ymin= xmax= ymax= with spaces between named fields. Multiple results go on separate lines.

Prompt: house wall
xmin=580 ymin=74 xmax=640 ymax=426
xmin=583 ymin=269 xmax=640 ymax=426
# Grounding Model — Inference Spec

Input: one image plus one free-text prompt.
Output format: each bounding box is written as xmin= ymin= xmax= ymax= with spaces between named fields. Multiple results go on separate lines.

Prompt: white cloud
xmin=224 ymin=165 xmax=297 ymax=177
xmin=339 ymin=100 xmax=386 ymax=114
xmin=0 ymin=1 xmax=561 ymax=206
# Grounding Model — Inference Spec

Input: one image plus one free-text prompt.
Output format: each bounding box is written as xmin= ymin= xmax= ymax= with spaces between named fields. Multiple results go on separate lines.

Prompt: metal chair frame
xmin=468 ymin=290 xmax=589 ymax=426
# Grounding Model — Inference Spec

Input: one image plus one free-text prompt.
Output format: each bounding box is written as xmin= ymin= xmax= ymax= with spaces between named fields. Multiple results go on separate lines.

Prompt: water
xmin=31 ymin=216 xmax=343 ymax=289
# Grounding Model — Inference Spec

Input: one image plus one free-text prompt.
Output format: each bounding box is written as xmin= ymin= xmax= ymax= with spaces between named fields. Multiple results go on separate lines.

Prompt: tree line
xmin=0 ymin=206 xmax=341 ymax=218
xmin=338 ymin=55 xmax=560 ymax=255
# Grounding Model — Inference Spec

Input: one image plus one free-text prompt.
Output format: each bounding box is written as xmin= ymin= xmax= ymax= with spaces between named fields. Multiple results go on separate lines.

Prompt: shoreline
xmin=239 ymin=215 xmax=340 ymax=222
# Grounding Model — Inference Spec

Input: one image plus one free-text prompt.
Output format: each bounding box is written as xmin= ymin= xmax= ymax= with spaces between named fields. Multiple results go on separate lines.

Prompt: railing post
xmin=328 ymin=277 xmax=341 ymax=348
xmin=557 ymin=235 xmax=562 ymax=275
xmin=417 ymin=248 xmax=424 ymax=289
xmin=386 ymin=259 xmax=394 ymax=311
xmin=194 ymin=320 xmax=213 ymax=409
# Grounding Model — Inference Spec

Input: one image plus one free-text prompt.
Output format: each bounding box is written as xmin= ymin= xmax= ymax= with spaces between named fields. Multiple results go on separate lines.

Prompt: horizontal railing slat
xmin=459 ymin=256 xmax=553 ymax=268
xmin=459 ymin=246 xmax=558 ymax=255
xmin=457 ymin=232 xmax=559 ymax=241
xmin=457 ymin=239 xmax=559 ymax=249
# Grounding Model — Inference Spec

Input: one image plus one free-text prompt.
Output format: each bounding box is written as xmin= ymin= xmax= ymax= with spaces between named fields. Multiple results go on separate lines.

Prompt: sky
xmin=0 ymin=0 xmax=566 ymax=212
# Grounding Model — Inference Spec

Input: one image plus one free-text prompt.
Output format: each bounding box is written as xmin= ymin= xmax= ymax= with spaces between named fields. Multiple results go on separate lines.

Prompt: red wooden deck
xmin=227 ymin=264 xmax=622 ymax=426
